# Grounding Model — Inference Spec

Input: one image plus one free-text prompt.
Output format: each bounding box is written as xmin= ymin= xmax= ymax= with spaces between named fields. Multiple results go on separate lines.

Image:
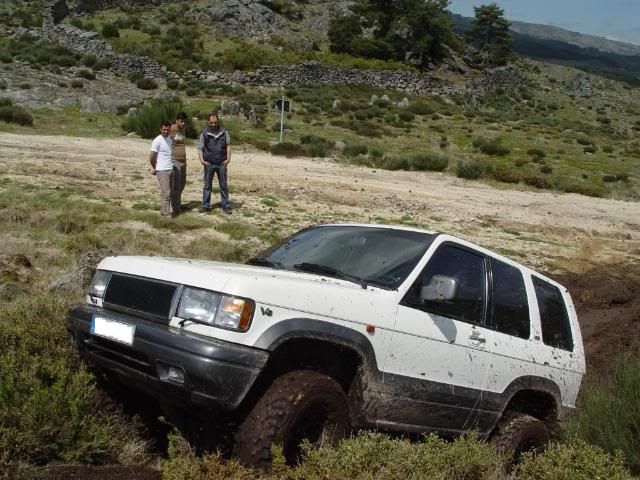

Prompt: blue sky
xmin=448 ymin=0 xmax=640 ymax=45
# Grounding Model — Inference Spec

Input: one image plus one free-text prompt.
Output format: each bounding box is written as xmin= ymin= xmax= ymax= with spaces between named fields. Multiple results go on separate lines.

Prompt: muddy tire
xmin=233 ymin=370 xmax=350 ymax=469
xmin=493 ymin=412 xmax=550 ymax=463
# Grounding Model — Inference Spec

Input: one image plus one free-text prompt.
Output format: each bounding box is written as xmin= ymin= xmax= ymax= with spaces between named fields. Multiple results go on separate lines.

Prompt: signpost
xmin=276 ymin=97 xmax=291 ymax=143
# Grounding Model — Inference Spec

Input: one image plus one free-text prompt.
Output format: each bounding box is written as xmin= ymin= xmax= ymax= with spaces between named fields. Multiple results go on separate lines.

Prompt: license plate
xmin=91 ymin=316 xmax=135 ymax=346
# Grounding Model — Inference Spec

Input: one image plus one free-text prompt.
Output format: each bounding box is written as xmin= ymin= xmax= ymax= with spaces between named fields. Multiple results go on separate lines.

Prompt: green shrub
xmin=473 ymin=136 xmax=510 ymax=156
xmin=540 ymin=164 xmax=553 ymax=174
xmin=93 ymin=59 xmax=111 ymax=70
xmin=166 ymin=79 xmax=180 ymax=90
xmin=52 ymin=54 xmax=77 ymax=67
xmin=523 ymin=175 xmax=551 ymax=189
xmin=583 ymin=145 xmax=597 ymax=154
xmin=0 ymin=293 xmax=148 ymax=469
xmin=0 ymin=104 xmax=33 ymax=126
xmin=576 ymin=135 xmax=592 ymax=145
xmin=456 ymin=159 xmax=486 ymax=179
xmin=370 ymin=147 xmax=384 ymax=159
xmin=271 ymin=142 xmax=305 ymax=158
xmin=185 ymin=87 xmax=199 ymax=97
xmin=122 ymin=97 xmax=195 ymax=139
xmin=597 ymin=116 xmax=611 ymax=124
xmin=18 ymin=83 xmax=31 ymax=90
xmin=527 ymin=148 xmax=546 ymax=159
xmin=304 ymin=142 xmax=330 ymax=157
xmin=81 ymin=54 xmax=97 ymax=67
xmin=410 ymin=152 xmax=449 ymax=171
xmin=602 ymin=145 xmax=614 ymax=153
xmin=0 ymin=98 xmax=12 ymax=107
xmin=76 ymin=68 xmax=95 ymax=80
xmin=557 ymin=180 xmax=605 ymax=198
xmin=379 ymin=155 xmax=410 ymax=170
xmin=516 ymin=438 xmax=631 ymax=480
xmin=70 ymin=79 xmax=83 ymax=89
xmin=408 ymin=101 xmax=435 ymax=115
xmin=0 ymin=80 xmax=7 ymax=90
xmin=490 ymin=165 xmax=520 ymax=183
xmin=0 ymin=51 xmax=12 ymax=63
xmin=343 ymin=143 xmax=368 ymax=157
xmin=101 ymin=23 xmax=120 ymax=38
xmin=300 ymin=134 xmax=331 ymax=146
xmin=398 ymin=111 xmax=415 ymax=122
xmin=135 ymin=77 xmax=158 ymax=90
xmin=565 ymin=352 xmax=640 ymax=473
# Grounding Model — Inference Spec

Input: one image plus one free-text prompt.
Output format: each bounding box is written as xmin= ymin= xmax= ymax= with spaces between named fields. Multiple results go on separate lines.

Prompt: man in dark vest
xmin=198 ymin=113 xmax=232 ymax=213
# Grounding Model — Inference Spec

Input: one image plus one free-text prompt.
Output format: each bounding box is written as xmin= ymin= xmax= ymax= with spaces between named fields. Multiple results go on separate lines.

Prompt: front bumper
xmin=67 ymin=305 xmax=269 ymax=410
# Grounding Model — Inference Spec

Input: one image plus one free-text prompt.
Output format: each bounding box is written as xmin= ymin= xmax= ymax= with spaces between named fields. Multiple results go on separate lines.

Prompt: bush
xmin=602 ymin=145 xmax=614 ymax=153
xmin=0 ymin=98 xmax=12 ymax=107
xmin=565 ymin=352 xmax=640 ymax=473
xmin=0 ymin=80 xmax=7 ymax=90
xmin=304 ymin=142 xmax=330 ymax=157
xmin=0 ymin=293 xmax=148 ymax=469
xmin=456 ymin=159 xmax=486 ymax=179
xmin=557 ymin=180 xmax=605 ymax=198
xmin=527 ymin=148 xmax=546 ymax=159
xmin=583 ymin=145 xmax=597 ymax=154
xmin=408 ymin=101 xmax=435 ymax=115
xmin=76 ymin=69 xmax=95 ymax=80
xmin=523 ymin=175 xmax=551 ymax=189
xmin=409 ymin=152 xmax=449 ymax=171
xmin=122 ymin=97 xmax=195 ymax=139
xmin=576 ymin=135 xmax=592 ymax=145
xmin=270 ymin=142 xmax=305 ymax=158
xmin=0 ymin=104 xmax=34 ymax=126
xmin=473 ymin=136 xmax=510 ymax=156
xmin=185 ymin=87 xmax=199 ymax=97
xmin=490 ymin=165 xmax=520 ymax=183
xmin=101 ymin=23 xmax=120 ymax=38
xmin=70 ymin=79 xmax=83 ymax=89
xmin=135 ymin=77 xmax=158 ymax=90
xmin=540 ymin=164 xmax=553 ymax=174
xmin=398 ymin=111 xmax=415 ymax=122
xmin=166 ymin=79 xmax=180 ymax=90
xmin=343 ymin=143 xmax=368 ymax=157
xmin=516 ymin=438 xmax=631 ymax=480
xmin=92 ymin=59 xmax=111 ymax=70
xmin=18 ymin=83 xmax=31 ymax=90
xmin=370 ymin=147 xmax=384 ymax=159
xmin=81 ymin=54 xmax=97 ymax=67
xmin=379 ymin=155 xmax=410 ymax=170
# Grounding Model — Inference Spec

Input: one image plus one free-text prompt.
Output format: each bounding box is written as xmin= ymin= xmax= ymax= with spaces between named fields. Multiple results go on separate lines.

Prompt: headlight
xmin=177 ymin=287 xmax=254 ymax=332
xmin=88 ymin=270 xmax=111 ymax=299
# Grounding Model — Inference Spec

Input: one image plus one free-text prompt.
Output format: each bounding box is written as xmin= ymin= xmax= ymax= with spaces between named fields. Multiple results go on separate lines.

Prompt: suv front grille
xmin=104 ymin=273 xmax=177 ymax=320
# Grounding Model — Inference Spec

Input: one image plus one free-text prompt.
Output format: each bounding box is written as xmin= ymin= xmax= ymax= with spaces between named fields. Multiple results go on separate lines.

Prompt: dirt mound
xmin=553 ymin=264 xmax=640 ymax=372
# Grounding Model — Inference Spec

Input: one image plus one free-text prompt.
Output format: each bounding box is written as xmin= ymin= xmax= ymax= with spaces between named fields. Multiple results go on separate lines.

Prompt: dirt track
xmin=1 ymin=131 xmax=637 ymax=478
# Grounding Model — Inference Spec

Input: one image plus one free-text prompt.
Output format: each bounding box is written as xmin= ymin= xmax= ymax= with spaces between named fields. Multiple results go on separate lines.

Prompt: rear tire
xmin=233 ymin=370 xmax=350 ymax=469
xmin=493 ymin=412 xmax=550 ymax=463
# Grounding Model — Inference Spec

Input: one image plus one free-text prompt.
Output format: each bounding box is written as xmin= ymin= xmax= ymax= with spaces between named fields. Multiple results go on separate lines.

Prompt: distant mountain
xmin=452 ymin=14 xmax=640 ymax=84
xmin=509 ymin=21 xmax=640 ymax=57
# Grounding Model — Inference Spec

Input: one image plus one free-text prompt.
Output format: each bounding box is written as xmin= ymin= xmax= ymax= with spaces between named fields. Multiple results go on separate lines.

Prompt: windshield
xmin=249 ymin=226 xmax=435 ymax=289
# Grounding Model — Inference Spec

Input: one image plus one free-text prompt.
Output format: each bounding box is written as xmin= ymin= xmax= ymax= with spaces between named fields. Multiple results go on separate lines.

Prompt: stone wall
xmin=43 ymin=1 xmax=167 ymax=79
xmin=73 ymin=0 xmax=171 ymax=14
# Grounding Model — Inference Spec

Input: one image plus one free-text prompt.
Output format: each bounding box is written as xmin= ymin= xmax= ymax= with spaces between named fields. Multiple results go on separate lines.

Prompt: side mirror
xmin=420 ymin=275 xmax=458 ymax=302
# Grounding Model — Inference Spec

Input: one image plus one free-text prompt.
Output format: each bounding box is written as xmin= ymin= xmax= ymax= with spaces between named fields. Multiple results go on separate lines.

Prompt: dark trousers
xmin=202 ymin=163 xmax=230 ymax=209
xmin=172 ymin=162 xmax=186 ymax=213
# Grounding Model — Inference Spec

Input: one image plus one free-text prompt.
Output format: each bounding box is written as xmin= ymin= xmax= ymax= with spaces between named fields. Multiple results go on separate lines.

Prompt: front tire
xmin=493 ymin=412 xmax=551 ymax=463
xmin=233 ymin=370 xmax=350 ymax=469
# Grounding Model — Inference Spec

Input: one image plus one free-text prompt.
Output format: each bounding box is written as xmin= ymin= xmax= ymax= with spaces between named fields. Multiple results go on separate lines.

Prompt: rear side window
xmin=404 ymin=244 xmax=486 ymax=325
xmin=490 ymin=259 xmax=530 ymax=339
xmin=532 ymin=277 xmax=573 ymax=351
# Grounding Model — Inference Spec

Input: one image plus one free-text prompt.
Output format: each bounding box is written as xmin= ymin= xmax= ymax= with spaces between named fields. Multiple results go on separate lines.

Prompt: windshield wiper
xmin=247 ymin=257 xmax=284 ymax=269
xmin=293 ymin=262 xmax=368 ymax=289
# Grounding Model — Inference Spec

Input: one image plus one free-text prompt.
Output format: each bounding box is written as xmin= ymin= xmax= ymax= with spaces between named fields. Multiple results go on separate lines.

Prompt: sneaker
xmin=223 ymin=207 xmax=232 ymax=214
xmin=199 ymin=206 xmax=212 ymax=213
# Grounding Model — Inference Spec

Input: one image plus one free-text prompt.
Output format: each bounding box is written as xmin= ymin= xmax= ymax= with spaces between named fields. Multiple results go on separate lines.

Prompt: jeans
xmin=202 ymin=163 xmax=230 ymax=209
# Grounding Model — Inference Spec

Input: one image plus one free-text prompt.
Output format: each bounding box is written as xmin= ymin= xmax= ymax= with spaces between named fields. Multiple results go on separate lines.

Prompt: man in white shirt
xmin=149 ymin=122 xmax=174 ymax=217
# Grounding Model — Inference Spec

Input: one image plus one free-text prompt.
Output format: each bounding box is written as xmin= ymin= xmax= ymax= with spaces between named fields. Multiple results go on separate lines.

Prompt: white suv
xmin=67 ymin=224 xmax=585 ymax=467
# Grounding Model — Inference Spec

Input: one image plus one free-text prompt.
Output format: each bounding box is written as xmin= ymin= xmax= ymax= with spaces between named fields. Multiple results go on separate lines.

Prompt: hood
xmin=97 ymin=256 xmax=398 ymax=323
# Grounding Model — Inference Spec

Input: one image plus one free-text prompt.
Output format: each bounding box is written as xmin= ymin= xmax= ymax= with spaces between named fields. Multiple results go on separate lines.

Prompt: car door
xmin=380 ymin=241 xmax=495 ymax=435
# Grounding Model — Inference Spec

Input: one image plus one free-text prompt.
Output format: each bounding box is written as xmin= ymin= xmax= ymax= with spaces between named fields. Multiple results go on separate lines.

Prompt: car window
xmin=490 ymin=258 xmax=530 ymax=339
xmin=404 ymin=244 xmax=486 ymax=325
xmin=532 ymin=276 xmax=574 ymax=351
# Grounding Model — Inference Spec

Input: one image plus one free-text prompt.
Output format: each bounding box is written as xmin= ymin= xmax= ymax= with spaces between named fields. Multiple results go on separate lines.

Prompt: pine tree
xmin=466 ymin=3 xmax=512 ymax=66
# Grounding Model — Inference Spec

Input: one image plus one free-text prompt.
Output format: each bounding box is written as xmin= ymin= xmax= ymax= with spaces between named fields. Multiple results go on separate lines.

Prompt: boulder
xmin=197 ymin=0 xmax=287 ymax=39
